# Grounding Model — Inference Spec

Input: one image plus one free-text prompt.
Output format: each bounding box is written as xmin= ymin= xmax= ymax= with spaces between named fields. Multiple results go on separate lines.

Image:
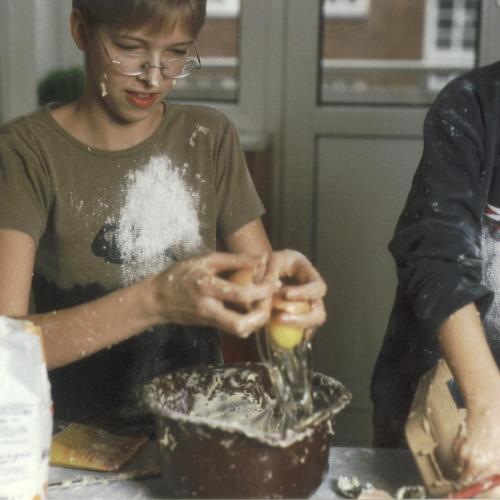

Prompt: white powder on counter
xmin=115 ymin=155 xmax=203 ymax=284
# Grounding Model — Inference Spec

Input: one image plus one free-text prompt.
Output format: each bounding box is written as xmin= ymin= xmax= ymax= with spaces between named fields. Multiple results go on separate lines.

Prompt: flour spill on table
xmin=113 ymin=155 xmax=203 ymax=284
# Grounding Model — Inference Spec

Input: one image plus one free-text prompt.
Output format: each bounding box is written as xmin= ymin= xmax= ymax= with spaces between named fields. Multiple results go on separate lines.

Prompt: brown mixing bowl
xmin=143 ymin=362 xmax=351 ymax=498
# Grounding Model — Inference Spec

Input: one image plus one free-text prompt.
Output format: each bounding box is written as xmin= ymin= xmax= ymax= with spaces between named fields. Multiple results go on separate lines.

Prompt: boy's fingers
xmin=196 ymin=274 xmax=274 ymax=302
xmin=281 ymin=281 xmax=327 ymax=301
xmin=207 ymin=299 xmax=271 ymax=338
xmin=272 ymin=299 xmax=326 ymax=329
xmin=205 ymin=252 xmax=268 ymax=274
xmin=263 ymin=250 xmax=327 ymax=298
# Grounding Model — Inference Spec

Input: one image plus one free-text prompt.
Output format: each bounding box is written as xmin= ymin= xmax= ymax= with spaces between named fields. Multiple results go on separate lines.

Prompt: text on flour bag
xmin=0 ymin=316 xmax=53 ymax=500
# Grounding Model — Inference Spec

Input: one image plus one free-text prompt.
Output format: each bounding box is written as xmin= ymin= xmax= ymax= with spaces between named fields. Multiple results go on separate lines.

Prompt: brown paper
xmin=50 ymin=423 xmax=147 ymax=472
xmin=405 ymin=359 xmax=463 ymax=497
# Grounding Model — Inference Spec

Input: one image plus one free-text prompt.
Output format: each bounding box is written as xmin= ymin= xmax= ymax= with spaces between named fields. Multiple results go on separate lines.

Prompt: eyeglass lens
xmin=113 ymin=46 xmax=200 ymax=79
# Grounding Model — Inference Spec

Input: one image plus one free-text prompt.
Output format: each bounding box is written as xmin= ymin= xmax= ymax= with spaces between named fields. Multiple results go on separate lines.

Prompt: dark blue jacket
xmin=371 ymin=61 xmax=500 ymax=444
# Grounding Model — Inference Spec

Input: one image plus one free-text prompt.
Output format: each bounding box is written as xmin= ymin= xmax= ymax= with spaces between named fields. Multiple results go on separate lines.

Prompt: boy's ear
xmin=70 ymin=9 xmax=87 ymax=52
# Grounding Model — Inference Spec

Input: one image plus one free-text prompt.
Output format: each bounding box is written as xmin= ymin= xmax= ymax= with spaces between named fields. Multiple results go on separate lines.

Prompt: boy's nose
xmin=138 ymin=66 xmax=161 ymax=88
xmin=146 ymin=66 xmax=161 ymax=87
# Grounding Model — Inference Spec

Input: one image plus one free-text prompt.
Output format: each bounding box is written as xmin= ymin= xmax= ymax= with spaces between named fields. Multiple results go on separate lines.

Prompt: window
xmin=170 ymin=0 xmax=241 ymax=102
xmin=424 ymin=0 xmax=477 ymax=63
xmin=320 ymin=0 xmax=479 ymax=105
xmin=322 ymin=0 xmax=370 ymax=18
xmin=206 ymin=0 xmax=239 ymax=18
xmin=424 ymin=0 xmax=478 ymax=92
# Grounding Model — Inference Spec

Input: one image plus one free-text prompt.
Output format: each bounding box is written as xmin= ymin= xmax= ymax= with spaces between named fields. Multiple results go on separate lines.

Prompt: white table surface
xmin=48 ymin=443 xmax=422 ymax=499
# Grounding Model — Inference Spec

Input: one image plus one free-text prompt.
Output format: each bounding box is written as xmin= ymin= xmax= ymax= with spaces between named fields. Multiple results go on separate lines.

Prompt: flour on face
xmin=114 ymin=155 xmax=203 ymax=284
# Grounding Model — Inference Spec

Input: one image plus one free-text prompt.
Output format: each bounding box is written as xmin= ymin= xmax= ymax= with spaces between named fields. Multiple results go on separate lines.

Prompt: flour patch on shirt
xmin=115 ymin=155 xmax=203 ymax=284
xmin=188 ymin=123 xmax=210 ymax=147
xmin=70 ymin=194 xmax=85 ymax=214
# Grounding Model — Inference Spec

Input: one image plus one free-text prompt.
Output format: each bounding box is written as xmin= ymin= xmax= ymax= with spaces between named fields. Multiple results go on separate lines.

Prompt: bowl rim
xmin=143 ymin=362 xmax=351 ymax=448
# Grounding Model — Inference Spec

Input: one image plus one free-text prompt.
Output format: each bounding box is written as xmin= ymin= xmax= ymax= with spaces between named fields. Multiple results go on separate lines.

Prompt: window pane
xmin=170 ymin=0 xmax=240 ymax=102
xmin=320 ymin=0 xmax=479 ymax=105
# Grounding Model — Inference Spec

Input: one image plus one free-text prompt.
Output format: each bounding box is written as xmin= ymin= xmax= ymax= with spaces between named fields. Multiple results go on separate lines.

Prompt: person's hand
xmin=453 ymin=398 xmax=500 ymax=484
xmin=262 ymin=249 xmax=327 ymax=339
xmin=146 ymin=252 xmax=276 ymax=337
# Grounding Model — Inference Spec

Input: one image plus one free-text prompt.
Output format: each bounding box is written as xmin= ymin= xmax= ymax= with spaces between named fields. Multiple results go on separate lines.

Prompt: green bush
xmin=37 ymin=66 xmax=85 ymax=106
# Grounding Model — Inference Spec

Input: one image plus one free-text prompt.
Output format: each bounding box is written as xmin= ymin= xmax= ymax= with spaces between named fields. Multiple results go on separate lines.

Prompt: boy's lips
xmin=125 ymin=90 xmax=159 ymax=109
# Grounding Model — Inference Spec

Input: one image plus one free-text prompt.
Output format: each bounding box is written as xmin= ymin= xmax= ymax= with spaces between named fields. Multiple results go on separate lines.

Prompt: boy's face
xmin=86 ymin=22 xmax=196 ymax=123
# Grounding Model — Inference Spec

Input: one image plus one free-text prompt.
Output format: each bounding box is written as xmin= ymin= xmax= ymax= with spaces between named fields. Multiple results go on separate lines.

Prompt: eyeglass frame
xmin=95 ymin=30 xmax=202 ymax=80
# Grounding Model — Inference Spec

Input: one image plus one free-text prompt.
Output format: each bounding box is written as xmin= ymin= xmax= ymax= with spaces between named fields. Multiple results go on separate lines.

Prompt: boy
xmin=371 ymin=62 xmax=500 ymax=482
xmin=0 ymin=0 xmax=326 ymax=421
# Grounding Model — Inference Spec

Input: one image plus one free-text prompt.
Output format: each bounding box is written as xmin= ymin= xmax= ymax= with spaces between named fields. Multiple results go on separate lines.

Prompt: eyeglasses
xmin=96 ymin=32 xmax=201 ymax=80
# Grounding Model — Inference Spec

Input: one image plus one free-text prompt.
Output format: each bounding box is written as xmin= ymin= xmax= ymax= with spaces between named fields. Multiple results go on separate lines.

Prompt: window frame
xmin=0 ymin=0 xmax=38 ymax=123
xmin=322 ymin=0 xmax=370 ymax=19
xmin=206 ymin=0 xmax=240 ymax=18
xmin=197 ymin=0 xmax=281 ymax=152
xmin=423 ymin=0 xmax=478 ymax=64
xmin=319 ymin=0 xmax=482 ymax=105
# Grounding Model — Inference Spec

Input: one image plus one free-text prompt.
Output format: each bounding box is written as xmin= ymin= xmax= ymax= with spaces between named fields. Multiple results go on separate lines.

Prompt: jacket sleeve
xmin=389 ymin=78 xmax=494 ymax=338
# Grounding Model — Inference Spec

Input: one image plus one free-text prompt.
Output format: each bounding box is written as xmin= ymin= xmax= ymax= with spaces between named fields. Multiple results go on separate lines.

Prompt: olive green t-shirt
xmin=0 ymin=102 xmax=265 ymax=419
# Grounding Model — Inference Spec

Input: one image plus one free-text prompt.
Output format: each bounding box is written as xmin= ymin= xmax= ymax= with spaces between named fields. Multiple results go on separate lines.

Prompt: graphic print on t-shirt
xmin=91 ymin=222 xmax=178 ymax=264
xmin=91 ymin=155 xmax=203 ymax=284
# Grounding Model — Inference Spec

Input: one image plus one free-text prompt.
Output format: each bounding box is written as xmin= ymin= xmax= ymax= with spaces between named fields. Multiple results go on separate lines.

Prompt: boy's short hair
xmin=72 ymin=0 xmax=206 ymax=37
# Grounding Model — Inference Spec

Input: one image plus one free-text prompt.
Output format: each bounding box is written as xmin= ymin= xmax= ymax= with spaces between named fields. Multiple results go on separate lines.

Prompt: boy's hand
xmin=454 ymin=398 xmax=500 ymax=484
xmin=439 ymin=303 xmax=500 ymax=486
xmin=262 ymin=250 xmax=327 ymax=340
xmin=147 ymin=252 xmax=276 ymax=337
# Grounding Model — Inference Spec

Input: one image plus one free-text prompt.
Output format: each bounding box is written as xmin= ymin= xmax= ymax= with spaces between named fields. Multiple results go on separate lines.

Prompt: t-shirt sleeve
xmin=214 ymin=118 xmax=265 ymax=239
xmin=389 ymin=78 xmax=493 ymax=338
xmin=0 ymin=130 xmax=52 ymax=244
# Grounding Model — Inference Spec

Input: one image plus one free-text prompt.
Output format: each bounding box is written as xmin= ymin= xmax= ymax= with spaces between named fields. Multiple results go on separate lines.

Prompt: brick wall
xmin=198 ymin=18 xmax=240 ymax=57
xmin=199 ymin=2 xmax=426 ymax=61
xmin=323 ymin=0 xmax=425 ymax=60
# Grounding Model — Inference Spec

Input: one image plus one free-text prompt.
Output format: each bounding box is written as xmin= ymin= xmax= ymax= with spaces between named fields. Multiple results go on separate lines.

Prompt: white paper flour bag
xmin=0 ymin=316 xmax=52 ymax=500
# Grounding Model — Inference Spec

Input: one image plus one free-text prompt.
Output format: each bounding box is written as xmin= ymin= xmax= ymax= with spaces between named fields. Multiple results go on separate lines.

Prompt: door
xmin=279 ymin=0 xmax=500 ymax=445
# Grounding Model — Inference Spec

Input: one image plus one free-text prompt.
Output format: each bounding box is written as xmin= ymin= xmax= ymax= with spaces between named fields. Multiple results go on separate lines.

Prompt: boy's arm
xmin=0 ymin=228 xmax=276 ymax=369
xmin=438 ymin=302 xmax=500 ymax=482
xmin=0 ymin=229 xmax=35 ymax=315
xmin=0 ymin=230 xmax=157 ymax=368
xmin=222 ymin=218 xmax=272 ymax=254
